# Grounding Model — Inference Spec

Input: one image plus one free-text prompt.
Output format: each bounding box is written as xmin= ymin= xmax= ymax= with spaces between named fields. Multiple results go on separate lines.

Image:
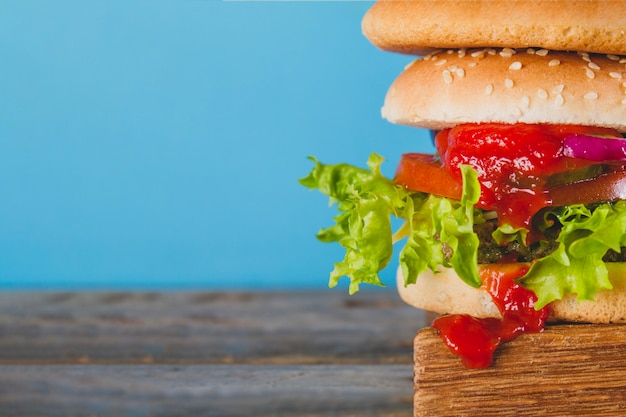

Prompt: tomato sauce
xmin=431 ymin=264 xmax=550 ymax=368
xmin=434 ymin=123 xmax=618 ymax=230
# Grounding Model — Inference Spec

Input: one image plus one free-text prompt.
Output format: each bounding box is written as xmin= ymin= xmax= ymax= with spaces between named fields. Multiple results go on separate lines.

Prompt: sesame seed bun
xmin=397 ymin=264 xmax=626 ymax=323
xmin=362 ymin=0 xmax=626 ymax=56
xmin=382 ymin=49 xmax=626 ymax=131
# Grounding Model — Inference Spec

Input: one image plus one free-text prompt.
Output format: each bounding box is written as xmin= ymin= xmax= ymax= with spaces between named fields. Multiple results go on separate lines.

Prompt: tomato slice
xmin=548 ymin=171 xmax=626 ymax=207
xmin=396 ymin=152 xmax=626 ymax=211
xmin=394 ymin=153 xmax=462 ymax=200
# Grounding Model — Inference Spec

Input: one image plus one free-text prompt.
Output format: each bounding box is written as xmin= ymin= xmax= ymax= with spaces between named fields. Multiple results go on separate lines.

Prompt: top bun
xmin=382 ymin=49 xmax=626 ymax=131
xmin=362 ymin=0 xmax=626 ymax=56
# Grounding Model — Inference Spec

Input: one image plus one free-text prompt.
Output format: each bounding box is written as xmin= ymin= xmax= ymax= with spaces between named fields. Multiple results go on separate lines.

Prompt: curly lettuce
xmin=301 ymin=153 xmax=626 ymax=308
xmin=299 ymin=153 xmax=481 ymax=294
xmin=521 ymin=203 xmax=626 ymax=308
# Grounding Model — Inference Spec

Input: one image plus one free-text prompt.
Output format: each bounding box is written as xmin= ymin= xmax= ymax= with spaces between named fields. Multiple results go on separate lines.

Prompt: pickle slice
xmin=545 ymin=163 xmax=611 ymax=186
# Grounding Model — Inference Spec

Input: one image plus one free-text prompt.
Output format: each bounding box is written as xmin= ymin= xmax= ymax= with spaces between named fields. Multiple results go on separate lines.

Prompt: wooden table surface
xmin=0 ymin=289 xmax=429 ymax=416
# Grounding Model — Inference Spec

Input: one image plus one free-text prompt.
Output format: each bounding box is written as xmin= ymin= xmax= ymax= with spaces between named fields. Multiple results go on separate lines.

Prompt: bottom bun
xmin=397 ymin=264 xmax=626 ymax=324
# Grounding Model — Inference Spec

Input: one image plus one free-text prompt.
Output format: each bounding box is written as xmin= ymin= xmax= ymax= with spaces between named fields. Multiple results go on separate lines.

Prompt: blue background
xmin=0 ymin=0 xmax=433 ymax=290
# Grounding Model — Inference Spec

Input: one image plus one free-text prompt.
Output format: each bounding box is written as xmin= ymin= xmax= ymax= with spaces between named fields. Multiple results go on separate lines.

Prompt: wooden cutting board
xmin=413 ymin=323 xmax=626 ymax=416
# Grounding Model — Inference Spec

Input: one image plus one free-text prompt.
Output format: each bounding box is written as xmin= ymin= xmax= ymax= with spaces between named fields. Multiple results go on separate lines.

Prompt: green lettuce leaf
xmin=521 ymin=203 xmax=626 ymax=308
xmin=300 ymin=153 xmax=481 ymax=293
xmin=398 ymin=165 xmax=481 ymax=287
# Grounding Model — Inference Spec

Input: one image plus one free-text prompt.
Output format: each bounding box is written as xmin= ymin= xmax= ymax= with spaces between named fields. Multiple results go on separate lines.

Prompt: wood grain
xmin=414 ymin=324 xmax=626 ymax=416
xmin=0 ymin=290 xmax=424 ymax=416
xmin=0 ymin=290 xmax=426 ymax=365
xmin=0 ymin=364 xmax=413 ymax=417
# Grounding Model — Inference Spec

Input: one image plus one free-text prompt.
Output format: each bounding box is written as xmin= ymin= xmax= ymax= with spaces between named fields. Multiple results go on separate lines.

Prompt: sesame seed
xmin=505 ymin=78 xmax=514 ymax=88
xmin=447 ymin=49 xmax=454 ymax=54
xmin=468 ymin=62 xmax=477 ymax=67
xmin=584 ymin=92 xmax=598 ymax=100
xmin=610 ymin=72 xmax=623 ymax=79
xmin=500 ymin=48 xmax=516 ymax=57
xmin=526 ymin=48 xmax=536 ymax=55
xmin=485 ymin=84 xmax=494 ymax=95
xmin=536 ymin=49 xmax=549 ymax=56
xmin=509 ymin=61 xmax=522 ymax=70
xmin=456 ymin=68 xmax=465 ymax=77
xmin=435 ymin=59 xmax=448 ymax=66
xmin=471 ymin=50 xmax=485 ymax=58
xmin=582 ymin=55 xmax=591 ymax=63
xmin=548 ymin=59 xmax=560 ymax=67
xmin=552 ymin=84 xmax=564 ymax=94
xmin=458 ymin=48 xmax=466 ymax=58
xmin=487 ymin=48 xmax=496 ymax=55
xmin=442 ymin=70 xmax=453 ymax=84
xmin=585 ymin=68 xmax=596 ymax=79
xmin=430 ymin=50 xmax=443 ymax=58
xmin=620 ymin=58 xmax=626 ymax=64
xmin=588 ymin=62 xmax=601 ymax=70
xmin=555 ymin=94 xmax=564 ymax=106
xmin=608 ymin=54 xmax=620 ymax=61
xmin=537 ymin=88 xmax=548 ymax=99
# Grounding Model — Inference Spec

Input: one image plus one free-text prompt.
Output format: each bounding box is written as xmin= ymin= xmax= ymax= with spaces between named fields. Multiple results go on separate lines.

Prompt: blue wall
xmin=0 ymin=0 xmax=433 ymax=290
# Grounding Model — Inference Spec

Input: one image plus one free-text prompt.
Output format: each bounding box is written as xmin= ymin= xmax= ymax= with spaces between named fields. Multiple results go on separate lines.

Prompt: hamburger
xmin=300 ymin=0 xmax=626 ymax=368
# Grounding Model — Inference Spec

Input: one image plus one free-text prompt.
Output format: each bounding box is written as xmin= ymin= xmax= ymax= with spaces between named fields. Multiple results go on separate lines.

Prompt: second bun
xmin=382 ymin=49 xmax=626 ymax=131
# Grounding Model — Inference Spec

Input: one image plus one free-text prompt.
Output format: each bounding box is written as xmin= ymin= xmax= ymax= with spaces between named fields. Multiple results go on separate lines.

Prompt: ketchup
xmin=434 ymin=123 xmax=618 ymax=231
xmin=431 ymin=264 xmax=550 ymax=368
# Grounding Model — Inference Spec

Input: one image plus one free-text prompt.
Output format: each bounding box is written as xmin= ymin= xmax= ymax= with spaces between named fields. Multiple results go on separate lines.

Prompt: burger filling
xmin=300 ymin=122 xmax=626 ymax=366
xmin=426 ymin=124 xmax=626 ymax=264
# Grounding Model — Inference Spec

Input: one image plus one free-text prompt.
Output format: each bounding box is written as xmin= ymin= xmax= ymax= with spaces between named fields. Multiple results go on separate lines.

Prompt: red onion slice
xmin=563 ymin=134 xmax=626 ymax=161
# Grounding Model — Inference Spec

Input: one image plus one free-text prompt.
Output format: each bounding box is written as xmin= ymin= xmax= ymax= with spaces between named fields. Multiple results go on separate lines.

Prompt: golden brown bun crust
xmin=362 ymin=1 xmax=626 ymax=56
xmin=382 ymin=49 xmax=626 ymax=131
xmin=397 ymin=264 xmax=626 ymax=324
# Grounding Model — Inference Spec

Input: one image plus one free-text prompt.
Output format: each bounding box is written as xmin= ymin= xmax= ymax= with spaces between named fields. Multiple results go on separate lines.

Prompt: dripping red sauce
xmin=431 ymin=264 xmax=550 ymax=368
xmin=434 ymin=123 xmax=620 ymax=232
